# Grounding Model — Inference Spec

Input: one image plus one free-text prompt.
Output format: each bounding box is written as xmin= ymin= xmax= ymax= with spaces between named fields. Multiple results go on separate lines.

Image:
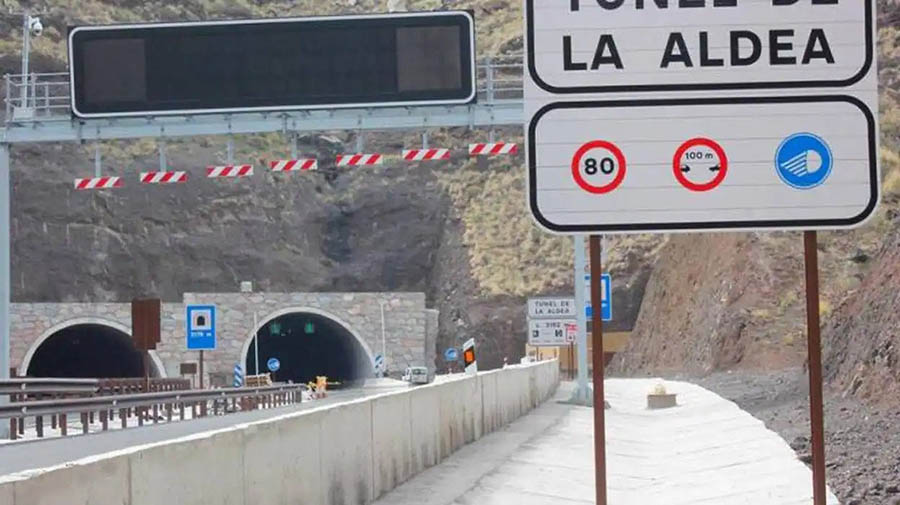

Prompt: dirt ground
xmin=682 ymin=370 xmax=900 ymax=505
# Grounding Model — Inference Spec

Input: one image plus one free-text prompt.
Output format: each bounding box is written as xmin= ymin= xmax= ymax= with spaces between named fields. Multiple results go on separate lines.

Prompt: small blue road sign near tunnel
xmin=186 ymin=305 xmax=216 ymax=350
xmin=267 ymin=358 xmax=281 ymax=373
xmin=444 ymin=348 xmax=459 ymax=362
xmin=585 ymin=274 xmax=612 ymax=322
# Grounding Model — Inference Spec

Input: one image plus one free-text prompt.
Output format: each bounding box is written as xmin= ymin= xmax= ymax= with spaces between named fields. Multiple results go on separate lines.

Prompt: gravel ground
xmin=677 ymin=369 xmax=900 ymax=505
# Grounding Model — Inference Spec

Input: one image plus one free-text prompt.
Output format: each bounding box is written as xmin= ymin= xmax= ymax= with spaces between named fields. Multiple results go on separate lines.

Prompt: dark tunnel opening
xmin=245 ymin=312 xmax=371 ymax=387
xmin=27 ymin=324 xmax=148 ymax=378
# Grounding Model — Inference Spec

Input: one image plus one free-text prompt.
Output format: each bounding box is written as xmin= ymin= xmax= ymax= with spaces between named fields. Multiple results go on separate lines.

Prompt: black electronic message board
xmin=68 ymin=11 xmax=475 ymax=118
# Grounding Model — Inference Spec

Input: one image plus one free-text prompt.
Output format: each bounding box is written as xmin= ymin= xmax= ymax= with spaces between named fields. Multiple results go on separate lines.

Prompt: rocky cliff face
xmin=823 ymin=217 xmax=900 ymax=405
xmin=610 ymin=233 xmax=810 ymax=376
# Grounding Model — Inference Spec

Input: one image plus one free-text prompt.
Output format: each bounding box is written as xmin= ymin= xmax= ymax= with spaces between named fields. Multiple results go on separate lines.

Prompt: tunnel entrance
xmin=245 ymin=312 xmax=372 ymax=387
xmin=26 ymin=324 xmax=148 ymax=378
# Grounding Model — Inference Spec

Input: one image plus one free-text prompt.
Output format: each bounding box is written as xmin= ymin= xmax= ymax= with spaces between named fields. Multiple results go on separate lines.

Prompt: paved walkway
xmin=374 ymin=380 xmax=839 ymax=505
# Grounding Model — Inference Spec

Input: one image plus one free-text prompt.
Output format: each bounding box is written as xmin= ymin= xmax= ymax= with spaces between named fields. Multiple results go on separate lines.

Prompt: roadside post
xmin=186 ymin=305 xmax=216 ymax=389
xmin=525 ymin=2 xmax=878 ymax=504
xmin=444 ymin=347 xmax=459 ymax=374
xmin=132 ymin=299 xmax=161 ymax=392
xmin=462 ymin=338 xmax=477 ymax=374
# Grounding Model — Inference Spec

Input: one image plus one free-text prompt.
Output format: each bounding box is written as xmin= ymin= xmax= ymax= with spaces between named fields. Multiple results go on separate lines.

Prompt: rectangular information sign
xmin=528 ymin=319 xmax=576 ymax=347
xmin=69 ymin=11 xmax=475 ymax=118
xmin=186 ymin=305 xmax=216 ymax=351
xmin=528 ymin=297 xmax=577 ymax=319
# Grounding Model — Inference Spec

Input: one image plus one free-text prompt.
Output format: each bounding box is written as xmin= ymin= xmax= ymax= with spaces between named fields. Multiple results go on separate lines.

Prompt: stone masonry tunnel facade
xmin=8 ymin=292 xmax=437 ymax=386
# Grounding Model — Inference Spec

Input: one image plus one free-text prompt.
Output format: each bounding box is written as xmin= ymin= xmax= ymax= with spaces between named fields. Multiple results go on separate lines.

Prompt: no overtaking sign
xmin=526 ymin=0 xmax=879 ymax=234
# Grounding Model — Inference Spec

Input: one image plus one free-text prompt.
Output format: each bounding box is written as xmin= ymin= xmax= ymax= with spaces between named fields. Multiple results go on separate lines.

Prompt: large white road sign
xmin=526 ymin=0 xmax=873 ymax=93
xmin=525 ymin=0 xmax=878 ymax=234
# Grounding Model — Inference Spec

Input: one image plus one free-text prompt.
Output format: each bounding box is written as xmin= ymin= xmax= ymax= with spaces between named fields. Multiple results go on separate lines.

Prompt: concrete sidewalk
xmin=374 ymin=379 xmax=839 ymax=505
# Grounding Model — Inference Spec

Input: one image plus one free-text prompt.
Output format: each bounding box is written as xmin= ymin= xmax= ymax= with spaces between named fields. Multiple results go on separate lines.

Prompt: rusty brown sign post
xmin=132 ymin=298 xmax=161 ymax=391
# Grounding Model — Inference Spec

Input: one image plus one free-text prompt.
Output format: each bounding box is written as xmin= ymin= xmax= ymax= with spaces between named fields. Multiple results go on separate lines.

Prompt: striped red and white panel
xmin=270 ymin=159 xmax=318 ymax=172
xmin=402 ymin=148 xmax=451 ymax=161
xmin=207 ymin=165 xmax=254 ymax=178
xmin=140 ymin=171 xmax=187 ymax=184
xmin=335 ymin=154 xmax=383 ymax=166
xmin=469 ymin=143 xmax=518 ymax=156
xmin=73 ymin=177 xmax=123 ymax=190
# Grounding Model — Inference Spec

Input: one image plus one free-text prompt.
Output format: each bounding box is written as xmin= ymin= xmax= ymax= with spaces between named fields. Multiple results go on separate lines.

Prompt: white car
xmin=402 ymin=366 xmax=429 ymax=385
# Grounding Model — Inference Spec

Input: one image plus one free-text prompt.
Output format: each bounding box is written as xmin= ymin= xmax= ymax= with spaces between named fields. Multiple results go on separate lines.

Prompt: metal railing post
xmin=159 ymin=139 xmax=167 ymax=171
xmin=0 ymin=144 xmax=10 ymax=440
xmin=4 ymin=75 xmax=10 ymax=119
xmin=486 ymin=58 xmax=495 ymax=104
xmin=94 ymin=143 xmax=102 ymax=177
xmin=20 ymin=10 xmax=30 ymax=108
xmin=29 ymin=73 xmax=36 ymax=110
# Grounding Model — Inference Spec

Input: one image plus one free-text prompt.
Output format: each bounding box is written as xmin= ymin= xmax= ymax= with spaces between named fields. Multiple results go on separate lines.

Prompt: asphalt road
xmin=0 ymin=386 xmax=402 ymax=477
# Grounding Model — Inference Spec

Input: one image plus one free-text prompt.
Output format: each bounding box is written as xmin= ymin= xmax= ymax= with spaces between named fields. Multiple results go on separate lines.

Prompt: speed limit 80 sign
xmin=572 ymin=140 xmax=626 ymax=194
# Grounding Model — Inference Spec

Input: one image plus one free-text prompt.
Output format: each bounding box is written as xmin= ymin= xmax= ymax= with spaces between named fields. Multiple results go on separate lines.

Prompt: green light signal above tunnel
xmin=304 ymin=321 xmax=315 ymax=335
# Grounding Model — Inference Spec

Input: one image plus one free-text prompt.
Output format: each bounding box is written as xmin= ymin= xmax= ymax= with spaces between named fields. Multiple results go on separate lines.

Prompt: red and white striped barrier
xmin=336 ymin=154 xmax=383 ymax=166
xmin=207 ymin=165 xmax=254 ymax=178
xmin=469 ymin=143 xmax=518 ymax=156
xmin=402 ymin=148 xmax=451 ymax=161
xmin=270 ymin=159 xmax=318 ymax=172
xmin=74 ymin=177 xmax=122 ymax=190
xmin=140 ymin=171 xmax=187 ymax=184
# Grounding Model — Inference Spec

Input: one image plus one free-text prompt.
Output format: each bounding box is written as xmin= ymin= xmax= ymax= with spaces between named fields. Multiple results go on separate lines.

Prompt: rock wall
xmin=824 ymin=226 xmax=900 ymax=405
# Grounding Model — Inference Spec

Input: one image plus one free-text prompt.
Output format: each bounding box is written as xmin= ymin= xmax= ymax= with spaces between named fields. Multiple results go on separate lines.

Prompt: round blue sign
xmin=775 ymin=133 xmax=833 ymax=190
xmin=444 ymin=348 xmax=459 ymax=362
xmin=267 ymin=357 xmax=281 ymax=373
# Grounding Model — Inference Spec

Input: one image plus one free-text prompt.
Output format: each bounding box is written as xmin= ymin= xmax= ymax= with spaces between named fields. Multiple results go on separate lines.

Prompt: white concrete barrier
xmin=131 ymin=429 xmax=245 ymax=505
xmin=408 ymin=383 xmax=441 ymax=474
xmin=319 ymin=400 xmax=374 ymax=505
xmin=0 ymin=480 xmax=11 ymax=505
xmin=479 ymin=370 xmax=500 ymax=434
xmin=372 ymin=391 xmax=414 ymax=498
xmin=242 ymin=408 xmax=325 ymax=504
xmin=438 ymin=377 xmax=467 ymax=459
xmin=0 ymin=360 xmax=559 ymax=505
xmin=9 ymin=455 xmax=130 ymax=505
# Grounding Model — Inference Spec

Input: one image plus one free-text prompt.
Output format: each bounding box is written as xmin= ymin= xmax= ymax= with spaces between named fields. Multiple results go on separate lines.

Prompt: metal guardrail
xmin=0 ymin=378 xmax=99 ymax=396
xmin=0 ymin=378 xmax=192 ymax=398
xmin=2 ymin=55 xmax=524 ymax=124
xmin=97 ymin=378 xmax=191 ymax=395
xmin=1 ymin=384 xmax=303 ymax=440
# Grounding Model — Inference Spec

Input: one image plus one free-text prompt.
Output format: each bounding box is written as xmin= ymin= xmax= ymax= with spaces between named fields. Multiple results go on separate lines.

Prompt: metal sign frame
xmin=68 ymin=11 xmax=477 ymax=119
